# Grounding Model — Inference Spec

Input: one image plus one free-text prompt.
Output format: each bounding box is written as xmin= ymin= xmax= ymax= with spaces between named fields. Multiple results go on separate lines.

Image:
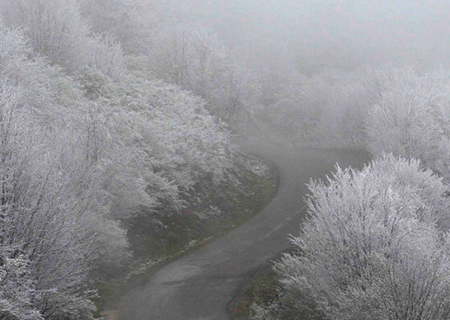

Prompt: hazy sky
xmin=151 ymin=0 xmax=450 ymax=72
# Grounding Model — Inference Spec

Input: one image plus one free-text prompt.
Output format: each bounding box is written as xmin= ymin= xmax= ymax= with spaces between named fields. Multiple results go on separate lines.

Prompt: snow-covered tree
xmin=0 ymin=25 xmax=133 ymax=318
xmin=316 ymin=78 xmax=368 ymax=148
xmin=255 ymin=68 xmax=386 ymax=149
xmin=140 ymin=25 xmax=258 ymax=125
xmin=366 ymin=68 xmax=450 ymax=179
xmin=0 ymin=0 xmax=126 ymax=80
xmin=78 ymin=0 xmax=150 ymax=55
xmin=272 ymin=154 xmax=450 ymax=320
xmin=0 ymin=254 xmax=42 ymax=320
xmin=79 ymin=65 xmax=237 ymax=212
xmin=0 ymin=3 xmax=238 ymax=316
xmin=0 ymin=0 xmax=91 ymax=71
xmin=0 ymin=81 xmax=97 ymax=319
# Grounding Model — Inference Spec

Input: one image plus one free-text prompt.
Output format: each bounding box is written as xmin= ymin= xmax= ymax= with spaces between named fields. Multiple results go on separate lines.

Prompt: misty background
xmin=3 ymin=0 xmax=450 ymax=319
xmin=147 ymin=0 xmax=450 ymax=72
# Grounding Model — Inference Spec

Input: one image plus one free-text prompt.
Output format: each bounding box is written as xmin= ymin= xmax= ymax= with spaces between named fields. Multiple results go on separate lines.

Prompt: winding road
xmin=117 ymin=138 xmax=369 ymax=320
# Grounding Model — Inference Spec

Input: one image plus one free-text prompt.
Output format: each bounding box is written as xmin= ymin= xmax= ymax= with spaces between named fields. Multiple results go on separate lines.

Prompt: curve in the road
xmin=117 ymin=138 xmax=370 ymax=320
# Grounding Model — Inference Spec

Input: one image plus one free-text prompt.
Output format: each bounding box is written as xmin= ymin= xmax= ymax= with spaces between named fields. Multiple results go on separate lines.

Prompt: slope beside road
xmin=117 ymin=138 xmax=370 ymax=319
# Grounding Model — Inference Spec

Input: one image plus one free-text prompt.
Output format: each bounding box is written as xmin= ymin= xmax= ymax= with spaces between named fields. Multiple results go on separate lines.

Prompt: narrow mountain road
xmin=118 ymin=138 xmax=369 ymax=320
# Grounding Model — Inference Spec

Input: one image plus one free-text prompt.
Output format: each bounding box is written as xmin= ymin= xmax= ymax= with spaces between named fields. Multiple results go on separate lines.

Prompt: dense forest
xmin=1 ymin=0 xmax=450 ymax=319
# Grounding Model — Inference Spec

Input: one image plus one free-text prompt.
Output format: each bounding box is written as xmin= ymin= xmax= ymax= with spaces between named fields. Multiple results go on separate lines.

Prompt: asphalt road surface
xmin=118 ymin=138 xmax=369 ymax=320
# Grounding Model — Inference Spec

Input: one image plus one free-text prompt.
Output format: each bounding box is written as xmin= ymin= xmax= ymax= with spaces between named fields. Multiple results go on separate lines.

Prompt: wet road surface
xmin=118 ymin=138 xmax=369 ymax=319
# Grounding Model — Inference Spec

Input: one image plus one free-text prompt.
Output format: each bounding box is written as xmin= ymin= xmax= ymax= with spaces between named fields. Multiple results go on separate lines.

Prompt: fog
xmin=3 ymin=1 xmax=450 ymax=319
xmin=148 ymin=0 xmax=450 ymax=73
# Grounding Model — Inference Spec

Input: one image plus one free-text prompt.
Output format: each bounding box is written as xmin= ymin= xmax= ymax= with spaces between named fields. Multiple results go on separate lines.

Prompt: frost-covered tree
xmin=0 ymin=25 xmax=133 ymax=318
xmin=272 ymin=155 xmax=450 ymax=320
xmin=0 ymin=255 xmax=43 ymax=320
xmin=78 ymin=64 xmax=236 ymax=213
xmin=89 ymin=33 xmax=125 ymax=81
xmin=366 ymin=68 xmax=450 ymax=179
xmin=261 ymin=70 xmax=372 ymax=148
xmin=0 ymin=0 xmax=91 ymax=71
xmin=0 ymin=4 xmax=238 ymax=316
xmin=135 ymin=78 xmax=236 ymax=185
xmin=0 ymin=82 xmax=97 ymax=319
xmin=78 ymin=0 xmax=150 ymax=55
xmin=141 ymin=25 xmax=258 ymax=125
xmin=0 ymin=0 xmax=126 ymax=80
xmin=316 ymin=78 xmax=369 ymax=148
xmin=262 ymin=72 xmax=318 ymax=144
xmin=0 ymin=0 xmax=237 ymax=211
